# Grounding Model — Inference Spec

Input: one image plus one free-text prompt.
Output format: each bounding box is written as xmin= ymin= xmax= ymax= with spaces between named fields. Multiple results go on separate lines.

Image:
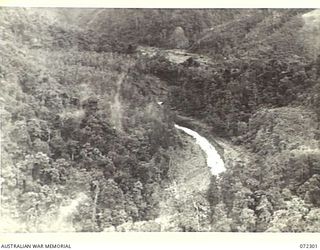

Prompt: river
xmin=174 ymin=124 xmax=225 ymax=176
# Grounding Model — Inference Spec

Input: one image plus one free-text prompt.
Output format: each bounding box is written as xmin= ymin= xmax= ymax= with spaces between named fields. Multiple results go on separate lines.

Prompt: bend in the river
xmin=174 ymin=124 xmax=225 ymax=176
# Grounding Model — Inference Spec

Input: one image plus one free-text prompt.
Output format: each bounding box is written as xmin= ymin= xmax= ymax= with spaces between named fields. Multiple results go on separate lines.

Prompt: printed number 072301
xmin=300 ymin=244 xmax=318 ymax=248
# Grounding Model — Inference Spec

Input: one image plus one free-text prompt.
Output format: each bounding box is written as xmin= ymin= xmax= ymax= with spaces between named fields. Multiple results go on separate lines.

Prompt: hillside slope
xmin=0 ymin=7 xmax=179 ymax=232
xmin=1 ymin=8 xmax=320 ymax=232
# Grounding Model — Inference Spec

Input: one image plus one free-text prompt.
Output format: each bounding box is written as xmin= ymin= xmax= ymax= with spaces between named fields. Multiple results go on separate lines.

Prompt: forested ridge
xmin=1 ymin=8 xmax=320 ymax=232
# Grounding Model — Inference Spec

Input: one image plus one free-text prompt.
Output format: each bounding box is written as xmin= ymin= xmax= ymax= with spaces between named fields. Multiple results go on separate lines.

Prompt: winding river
xmin=174 ymin=124 xmax=225 ymax=176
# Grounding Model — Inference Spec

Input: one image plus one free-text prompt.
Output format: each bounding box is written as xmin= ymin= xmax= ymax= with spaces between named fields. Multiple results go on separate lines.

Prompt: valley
xmin=0 ymin=8 xmax=320 ymax=232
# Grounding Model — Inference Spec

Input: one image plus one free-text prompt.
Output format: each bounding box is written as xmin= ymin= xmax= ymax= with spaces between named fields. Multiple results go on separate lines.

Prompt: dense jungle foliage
xmin=0 ymin=8 xmax=320 ymax=232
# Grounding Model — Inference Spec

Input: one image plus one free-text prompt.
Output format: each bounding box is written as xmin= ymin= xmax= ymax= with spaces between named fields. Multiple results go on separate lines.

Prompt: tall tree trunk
xmin=92 ymin=183 xmax=100 ymax=231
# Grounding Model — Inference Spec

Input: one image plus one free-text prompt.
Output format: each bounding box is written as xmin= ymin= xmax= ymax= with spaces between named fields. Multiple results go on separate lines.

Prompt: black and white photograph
xmin=1 ymin=5 xmax=320 ymax=235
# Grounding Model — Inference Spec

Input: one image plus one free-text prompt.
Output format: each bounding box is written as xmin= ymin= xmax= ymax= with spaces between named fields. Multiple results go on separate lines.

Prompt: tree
xmin=266 ymin=196 xmax=309 ymax=232
xmin=33 ymin=138 xmax=50 ymax=155
xmin=169 ymin=26 xmax=189 ymax=49
xmin=237 ymin=207 xmax=256 ymax=232
xmin=229 ymin=184 xmax=256 ymax=232
xmin=255 ymin=195 xmax=273 ymax=231
xmin=207 ymin=175 xmax=220 ymax=208
xmin=211 ymin=202 xmax=232 ymax=232
xmin=297 ymin=174 xmax=320 ymax=206
xmin=304 ymin=208 xmax=320 ymax=232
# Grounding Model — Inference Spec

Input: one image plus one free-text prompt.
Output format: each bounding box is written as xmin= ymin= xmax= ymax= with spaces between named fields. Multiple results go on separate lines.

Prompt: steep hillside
xmin=49 ymin=8 xmax=252 ymax=53
xmin=191 ymin=9 xmax=310 ymax=59
xmin=1 ymin=8 xmax=320 ymax=232
xmin=0 ymin=7 xmax=179 ymax=232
